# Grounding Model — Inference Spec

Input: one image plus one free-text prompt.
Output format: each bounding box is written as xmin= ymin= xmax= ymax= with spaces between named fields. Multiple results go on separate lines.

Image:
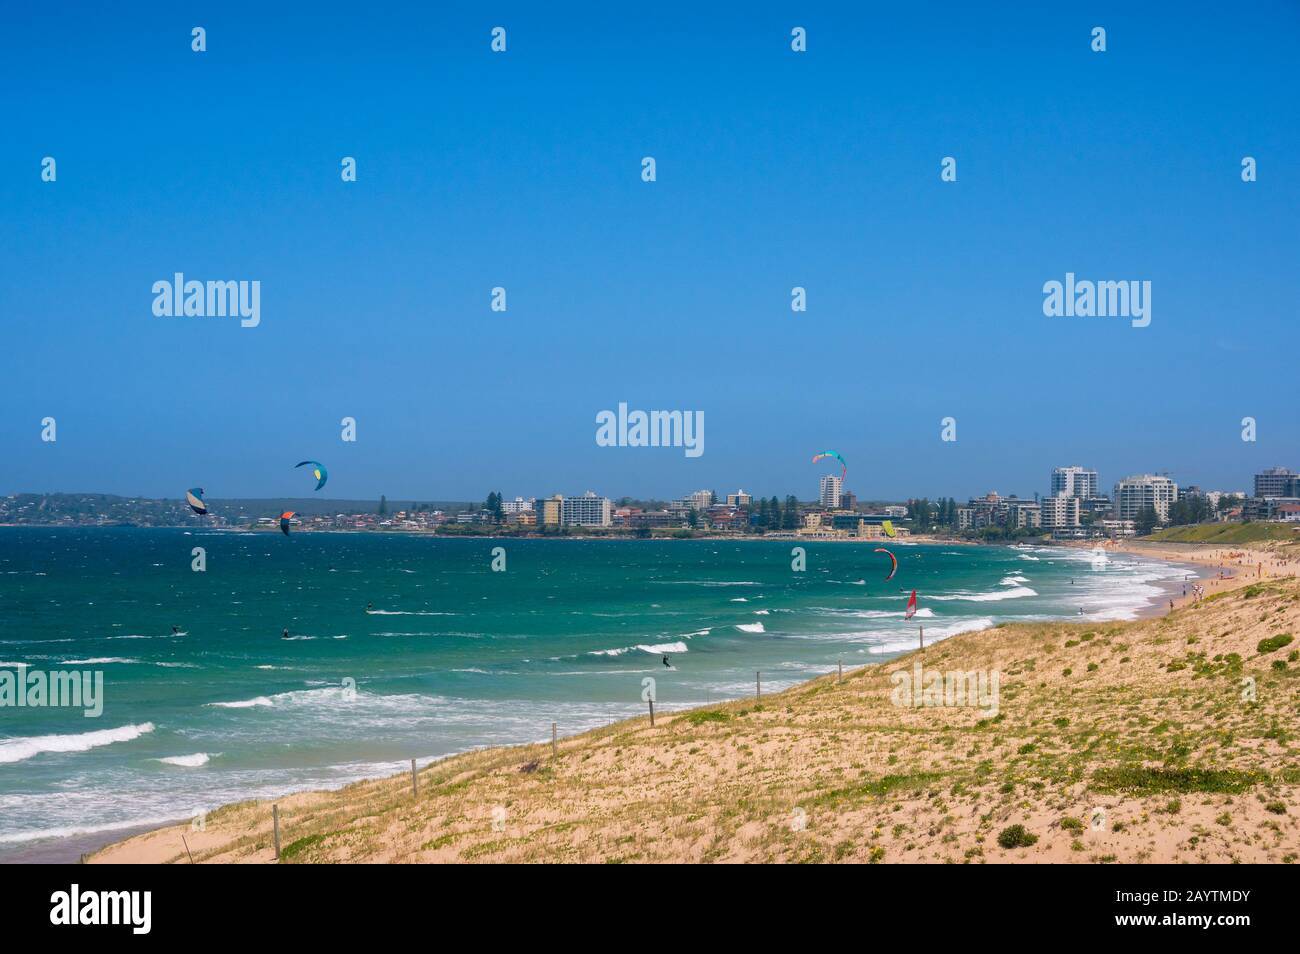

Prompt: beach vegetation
xmin=1091 ymin=766 xmax=1263 ymax=795
xmin=996 ymin=824 xmax=1038 ymax=849
xmin=279 ymin=832 xmax=330 ymax=862
xmin=1257 ymin=633 xmax=1293 ymax=654
xmin=683 ymin=709 xmax=731 ymax=726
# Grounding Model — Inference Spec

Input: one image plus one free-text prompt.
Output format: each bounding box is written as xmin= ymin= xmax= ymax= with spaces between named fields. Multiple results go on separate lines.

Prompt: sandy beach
xmin=88 ymin=539 xmax=1300 ymax=864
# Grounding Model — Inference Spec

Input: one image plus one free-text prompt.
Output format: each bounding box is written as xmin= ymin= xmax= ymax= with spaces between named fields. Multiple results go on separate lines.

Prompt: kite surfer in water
xmin=662 ymin=655 xmax=671 ymax=667
xmin=281 ymin=627 xmax=290 ymax=640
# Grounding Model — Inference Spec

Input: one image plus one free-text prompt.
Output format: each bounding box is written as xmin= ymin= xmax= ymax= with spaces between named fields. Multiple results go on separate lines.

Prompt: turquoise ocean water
xmin=0 ymin=528 xmax=1197 ymax=856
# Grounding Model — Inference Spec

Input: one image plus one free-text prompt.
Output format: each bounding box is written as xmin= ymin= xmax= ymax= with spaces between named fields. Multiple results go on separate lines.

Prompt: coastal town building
xmin=958 ymin=491 xmax=1031 ymax=530
xmin=537 ymin=495 xmax=563 ymax=527
xmin=670 ymin=490 xmax=714 ymax=516
xmin=561 ymin=491 xmax=612 ymax=528
xmin=819 ymin=475 xmax=842 ymax=508
xmin=725 ymin=490 xmax=753 ymax=508
xmin=705 ymin=505 xmax=747 ymax=531
xmin=1113 ymin=474 xmax=1178 ymax=523
xmin=1243 ymin=496 xmax=1300 ymax=522
xmin=1254 ymin=467 xmax=1300 ymax=498
xmin=1040 ymin=493 xmax=1081 ymax=531
xmin=619 ymin=509 xmax=680 ymax=529
xmin=1005 ymin=500 xmax=1042 ymax=530
xmin=1050 ymin=466 xmax=1099 ymax=499
xmin=1098 ymin=519 xmax=1136 ymax=537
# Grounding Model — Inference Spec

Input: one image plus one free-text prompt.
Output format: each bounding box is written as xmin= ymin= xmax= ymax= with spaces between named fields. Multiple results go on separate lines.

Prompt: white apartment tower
xmin=561 ymin=491 xmax=612 ymax=527
xmin=1051 ymin=466 xmax=1099 ymax=499
xmin=819 ymin=475 xmax=842 ymax=508
xmin=1113 ymin=475 xmax=1178 ymax=523
xmin=1041 ymin=493 xmax=1082 ymax=529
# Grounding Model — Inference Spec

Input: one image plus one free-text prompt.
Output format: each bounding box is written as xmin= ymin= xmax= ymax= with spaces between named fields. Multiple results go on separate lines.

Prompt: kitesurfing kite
xmin=295 ymin=460 xmax=328 ymax=491
xmin=881 ymin=519 xmax=897 ymax=538
xmin=185 ymin=488 xmax=208 ymax=516
xmin=874 ymin=547 xmax=898 ymax=582
xmin=811 ymin=450 xmax=847 ymax=482
xmin=904 ymin=589 xmax=918 ymax=620
xmin=280 ymin=511 xmax=296 ymax=535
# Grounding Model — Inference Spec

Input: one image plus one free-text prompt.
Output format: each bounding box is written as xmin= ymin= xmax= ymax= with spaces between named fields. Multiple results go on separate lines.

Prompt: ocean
xmin=0 ymin=528 xmax=1197 ymax=858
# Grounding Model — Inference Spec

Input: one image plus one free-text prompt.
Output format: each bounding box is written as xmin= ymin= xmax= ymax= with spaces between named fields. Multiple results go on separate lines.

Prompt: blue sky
xmin=2 ymin=2 xmax=1297 ymax=503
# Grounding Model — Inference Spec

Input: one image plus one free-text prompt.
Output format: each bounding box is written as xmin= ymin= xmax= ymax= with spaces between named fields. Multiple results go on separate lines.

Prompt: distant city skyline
xmin=1 ymin=456 xmax=1272 ymax=508
xmin=3 ymin=4 xmax=1297 ymax=501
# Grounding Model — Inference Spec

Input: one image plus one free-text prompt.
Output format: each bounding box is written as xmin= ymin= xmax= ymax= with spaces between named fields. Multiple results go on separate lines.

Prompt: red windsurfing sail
xmin=904 ymin=589 xmax=918 ymax=620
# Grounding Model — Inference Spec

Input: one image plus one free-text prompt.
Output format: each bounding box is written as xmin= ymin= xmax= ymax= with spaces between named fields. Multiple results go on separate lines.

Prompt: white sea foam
xmin=929 ymin=586 xmax=1037 ymax=602
xmin=588 ymin=641 xmax=689 ymax=657
xmin=365 ymin=610 xmax=456 ymax=616
xmin=0 ymin=723 xmax=155 ymax=765
xmin=59 ymin=657 xmax=139 ymax=665
xmin=207 ymin=696 xmax=273 ymax=709
xmin=814 ymin=607 xmax=935 ymax=619
xmin=156 ymin=753 xmax=211 ymax=768
xmin=651 ymin=580 xmax=761 ymax=587
xmin=735 ymin=622 xmax=765 ymax=633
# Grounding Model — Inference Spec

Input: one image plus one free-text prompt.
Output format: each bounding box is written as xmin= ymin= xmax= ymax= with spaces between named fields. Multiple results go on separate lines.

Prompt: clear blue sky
xmin=2 ymin=2 xmax=1297 ymax=503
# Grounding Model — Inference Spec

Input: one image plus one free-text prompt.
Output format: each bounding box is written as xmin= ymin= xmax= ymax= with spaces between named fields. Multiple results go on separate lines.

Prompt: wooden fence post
xmin=411 ymin=758 xmax=419 ymax=797
xmin=551 ymin=721 xmax=557 ymax=757
xmin=272 ymin=804 xmax=281 ymax=860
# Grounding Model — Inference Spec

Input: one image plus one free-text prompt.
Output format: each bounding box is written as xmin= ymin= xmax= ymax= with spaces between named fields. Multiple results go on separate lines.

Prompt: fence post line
xmin=272 ymin=804 xmax=281 ymax=860
xmin=648 ymin=698 xmax=655 ymax=726
xmin=551 ymin=721 xmax=557 ymax=758
xmin=838 ymin=659 xmax=843 ymax=682
xmin=756 ymin=671 xmax=761 ymax=700
xmin=411 ymin=758 xmax=418 ymax=797
xmin=919 ymin=625 xmax=924 ymax=650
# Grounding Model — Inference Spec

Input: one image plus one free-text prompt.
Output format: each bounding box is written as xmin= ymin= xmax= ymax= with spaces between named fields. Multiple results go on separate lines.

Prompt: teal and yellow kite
xmin=295 ymin=460 xmax=328 ymax=491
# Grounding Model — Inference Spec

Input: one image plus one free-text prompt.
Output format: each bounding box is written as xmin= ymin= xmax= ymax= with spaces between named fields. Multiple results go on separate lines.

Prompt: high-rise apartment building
xmin=1113 ymin=475 xmax=1178 ymax=523
xmin=819 ymin=475 xmax=842 ymax=508
xmin=1051 ymin=466 xmax=1099 ymax=499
